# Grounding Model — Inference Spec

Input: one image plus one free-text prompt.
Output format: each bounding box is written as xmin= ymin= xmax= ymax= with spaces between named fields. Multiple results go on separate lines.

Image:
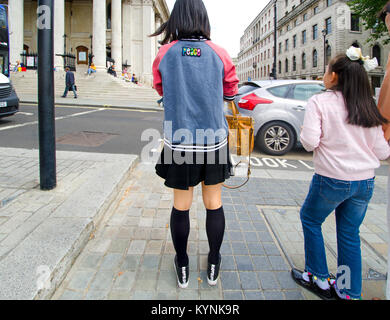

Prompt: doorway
xmin=76 ymin=46 xmax=89 ymax=65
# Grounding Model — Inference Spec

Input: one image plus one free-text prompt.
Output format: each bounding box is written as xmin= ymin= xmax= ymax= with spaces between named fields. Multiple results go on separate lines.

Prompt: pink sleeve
xmin=206 ymin=41 xmax=239 ymax=100
xmin=152 ymin=41 xmax=178 ymax=96
xmin=300 ymin=97 xmax=322 ymax=152
xmin=373 ymin=128 xmax=390 ymax=160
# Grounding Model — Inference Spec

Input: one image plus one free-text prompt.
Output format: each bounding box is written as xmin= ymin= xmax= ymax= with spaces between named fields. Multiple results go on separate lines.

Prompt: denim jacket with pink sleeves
xmin=152 ymin=39 xmax=239 ymax=146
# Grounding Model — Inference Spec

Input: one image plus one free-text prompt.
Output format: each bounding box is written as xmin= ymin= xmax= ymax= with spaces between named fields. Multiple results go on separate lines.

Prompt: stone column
xmin=54 ymin=0 xmax=65 ymax=71
xmin=142 ymin=0 xmax=155 ymax=86
xmin=93 ymin=0 xmax=107 ymax=70
xmin=9 ymin=0 xmax=24 ymax=68
xmin=111 ymin=0 xmax=122 ymax=71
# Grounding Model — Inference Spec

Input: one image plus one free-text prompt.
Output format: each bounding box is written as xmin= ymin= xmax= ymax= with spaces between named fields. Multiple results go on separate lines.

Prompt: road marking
xmin=0 ymin=108 xmax=104 ymax=132
xmin=298 ymin=160 xmax=314 ymax=170
xmin=17 ymin=112 xmax=34 ymax=116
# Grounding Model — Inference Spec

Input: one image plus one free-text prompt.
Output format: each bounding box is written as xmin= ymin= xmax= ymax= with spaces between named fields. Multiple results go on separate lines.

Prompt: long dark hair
xmin=149 ymin=0 xmax=211 ymax=45
xmin=378 ymin=1 xmax=390 ymax=23
xmin=328 ymin=54 xmax=388 ymax=128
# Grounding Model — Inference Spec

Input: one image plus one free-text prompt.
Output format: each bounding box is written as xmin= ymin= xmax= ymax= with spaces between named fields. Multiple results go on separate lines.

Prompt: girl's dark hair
xmin=149 ymin=0 xmax=211 ymax=45
xmin=328 ymin=54 xmax=388 ymax=128
xmin=378 ymin=1 xmax=390 ymax=23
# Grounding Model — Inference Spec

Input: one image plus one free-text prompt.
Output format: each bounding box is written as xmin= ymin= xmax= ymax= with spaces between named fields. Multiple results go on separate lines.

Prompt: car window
xmin=238 ymin=85 xmax=259 ymax=95
xmin=266 ymin=85 xmax=291 ymax=98
xmin=290 ymin=84 xmax=324 ymax=101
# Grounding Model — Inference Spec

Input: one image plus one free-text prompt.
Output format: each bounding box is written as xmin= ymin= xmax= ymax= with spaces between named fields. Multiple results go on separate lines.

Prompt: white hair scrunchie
xmin=346 ymin=46 xmax=378 ymax=72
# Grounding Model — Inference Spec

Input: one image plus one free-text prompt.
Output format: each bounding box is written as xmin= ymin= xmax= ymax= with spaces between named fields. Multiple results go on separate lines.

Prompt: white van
xmin=0 ymin=73 xmax=19 ymax=118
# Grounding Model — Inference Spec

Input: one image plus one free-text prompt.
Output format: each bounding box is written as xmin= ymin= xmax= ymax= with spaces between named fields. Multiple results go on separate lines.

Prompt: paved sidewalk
xmin=0 ymin=147 xmax=138 ymax=299
xmin=51 ymin=162 xmax=389 ymax=300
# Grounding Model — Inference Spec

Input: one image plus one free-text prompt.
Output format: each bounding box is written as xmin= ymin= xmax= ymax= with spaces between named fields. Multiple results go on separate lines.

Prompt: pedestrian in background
xmin=61 ymin=67 xmax=77 ymax=99
xmin=377 ymin=1 xmax=390 ymax=300
xmin=150 ymin=0 xmax=238 ymax=289
xmin=291 ymin=47 xmax=390 ymax=300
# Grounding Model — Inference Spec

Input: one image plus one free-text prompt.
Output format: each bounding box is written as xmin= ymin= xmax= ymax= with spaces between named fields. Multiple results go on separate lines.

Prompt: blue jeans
xmin=63 ymin=85 xmax=77 ymax=98
xmin=300 ymin=174 xmax=375 ymax=299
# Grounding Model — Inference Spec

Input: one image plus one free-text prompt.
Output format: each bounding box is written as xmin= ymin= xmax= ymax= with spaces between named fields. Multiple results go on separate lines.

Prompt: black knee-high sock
xmin=206 ymin=207 xmax=225 ymax=265
xmin=170 ymin=207 xmax=190 ymax=267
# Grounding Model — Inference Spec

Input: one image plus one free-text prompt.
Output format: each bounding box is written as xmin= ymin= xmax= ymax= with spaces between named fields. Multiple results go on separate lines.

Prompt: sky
xmin=165 ymin=0 xmax=270 ymax=58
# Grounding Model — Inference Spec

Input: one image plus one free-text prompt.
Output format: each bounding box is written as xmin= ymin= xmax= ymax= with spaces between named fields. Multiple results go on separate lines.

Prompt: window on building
xmin=107 ymin=3 xmax=112 ymax=29
xmin=351 ymin=14 xmax=360 ymax=32
xmin=326 ymin=45 xmax=331 ymax=65
xmin=294 ymin=19 xmax=298 ymax=27
xmin=313 ymin=24 xmax=318 ymax=40
xmin=293 ymin=56 xmax=297 ymax=71
xmin=285 ymin=58 xmax=289 ymax=73
xmin=327 ymin=0 xmax=332 ymax=7
xmin=303 ymin=13 xmax=308 ymax=21
xmin=302 ymin=53 xmax=306 ymax=70
xmin=285 ymin=0 xmax=288 ymax=7
xmin=285 ymin=39 xmax=289 ymax=52
xmin=279 ymin=42 xmax=282 ymax=54
xmin=314 ymin=6 xmax=319 ymax=15
xmin=313 ymin=49 xmax=318 ymax=67
xmin=279 ymin=60 xmax=282 ymax=74
xmin=325 ymin=17 xmax=332 ymax=34
xmin=373 ymin=45 xmax=381 ymax=66
xmin=293 ymin=35 xmax=297 ymax=48
xmin=302 ymin=30 xmax=307 ymax=44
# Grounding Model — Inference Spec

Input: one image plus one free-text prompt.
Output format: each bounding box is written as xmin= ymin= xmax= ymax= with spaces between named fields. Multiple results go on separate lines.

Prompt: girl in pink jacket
xmin=291 ymin=48 xmax=390 ymax=300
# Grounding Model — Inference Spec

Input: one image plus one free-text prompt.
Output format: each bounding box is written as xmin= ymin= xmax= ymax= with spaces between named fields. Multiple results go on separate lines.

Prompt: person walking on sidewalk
xmin=291 ymin=47 xmax=390 ymax=300
xmin=150 ymin=0 xmax=238 ymax=289
xmin=377 ymin=1 xmax=390 ymax=300
xmin=62 ymin=67 xmax=77 ymax=99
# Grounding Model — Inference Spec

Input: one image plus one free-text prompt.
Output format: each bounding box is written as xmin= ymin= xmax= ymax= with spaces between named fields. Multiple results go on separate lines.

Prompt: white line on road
xmin=0 ymin=108 xmax=105 ymax=132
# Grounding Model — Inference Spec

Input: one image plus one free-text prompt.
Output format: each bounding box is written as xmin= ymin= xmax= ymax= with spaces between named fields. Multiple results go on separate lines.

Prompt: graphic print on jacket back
xmin=152 ymin=39 xmax=239 ymax=148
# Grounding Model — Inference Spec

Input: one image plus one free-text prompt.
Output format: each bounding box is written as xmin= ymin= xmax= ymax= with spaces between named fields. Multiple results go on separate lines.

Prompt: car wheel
xmin=257 ymin=121 xmax=296 ymax=156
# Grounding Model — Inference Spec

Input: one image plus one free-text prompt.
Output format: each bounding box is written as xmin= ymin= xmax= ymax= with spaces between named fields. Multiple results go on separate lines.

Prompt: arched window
xmin=285 ymin=58 xmax=289 ymax=73
xmin=278 ymin=60 xmax=282 ymax=74
xmin=293 ymin=56 xmax=297 ymax=71
xmin=302 ymin=53 xmax=306 ymax=70
xmin=313 ymin=49 xmax=318 ymax=68
xmin=373 ymin=45 xmax=381 ymax=66
xmin=326 ymin=45 xmax=332 ymax=65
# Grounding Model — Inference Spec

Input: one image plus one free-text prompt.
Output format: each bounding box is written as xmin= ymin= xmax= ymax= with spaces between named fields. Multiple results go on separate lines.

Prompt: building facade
xmin=4 ymin=0 xmax=170 ymax=86
xmin=237 ymin=0 xmax=390 ymax=89
xmin=237 ymin=0 xmax=281 ymax=83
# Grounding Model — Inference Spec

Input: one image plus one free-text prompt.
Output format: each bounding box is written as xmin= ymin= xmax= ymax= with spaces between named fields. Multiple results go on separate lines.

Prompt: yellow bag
xmin=223 ymin=101 xmax=254 ymax=189
xmin=225 ymin=101 xmax=254 ymax=156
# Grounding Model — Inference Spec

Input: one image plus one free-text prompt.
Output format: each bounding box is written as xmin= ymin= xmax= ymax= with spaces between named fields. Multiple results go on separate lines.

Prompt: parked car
xmin=231 ymin=80 xmax=324 ymax=156
xmin=0 ymin=73 xmax=19 ymax=118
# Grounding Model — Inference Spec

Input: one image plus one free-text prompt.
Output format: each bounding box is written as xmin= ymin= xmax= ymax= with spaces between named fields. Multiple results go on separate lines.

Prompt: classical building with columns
xmin=3 ymin=0 xmax=170 ymax=86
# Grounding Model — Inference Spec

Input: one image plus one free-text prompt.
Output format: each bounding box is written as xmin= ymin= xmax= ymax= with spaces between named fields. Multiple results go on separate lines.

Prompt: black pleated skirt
xmin=155 ymin=143 xmax=232 ymax=190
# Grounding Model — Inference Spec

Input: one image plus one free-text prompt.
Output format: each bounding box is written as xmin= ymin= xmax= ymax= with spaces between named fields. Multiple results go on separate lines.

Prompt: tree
xmin=348 ymin=0 xmax=390 ymax=45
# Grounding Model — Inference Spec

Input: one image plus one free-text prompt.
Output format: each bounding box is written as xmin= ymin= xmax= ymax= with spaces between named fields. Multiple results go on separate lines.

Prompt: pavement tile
xmin=220 ymin=272 xmax=241 ymax=290
xmin=88 ymin=270 xmax=116 ymax=291
xmin=235 ymin=256 xmax=254 ymax=271
xmin=223 ymin=291 xmax=244 ymax=300
xmin=120 ymin=255 xmax=141 ymax=271
xmin=127 ymin=240 xmax=146 ymax=254
xmin=100 ymin=253 xmax=124 ymax=270
xmin=58 ymin=289 xmax=84 ymax=300
xmin=112 ymin=271 xmax=136 ymax=290
xmin=243 ymin=291 xmax=264 ymax=300
xmin=256 ymin=271 xmax=281 ymax=290
xmin=239 ymin=272 xmax=260 ymax=290
xmin=84 ymin=290 xmax=111 ymax=300
xmin=67 ymin=269 xmax=96 ymax=291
